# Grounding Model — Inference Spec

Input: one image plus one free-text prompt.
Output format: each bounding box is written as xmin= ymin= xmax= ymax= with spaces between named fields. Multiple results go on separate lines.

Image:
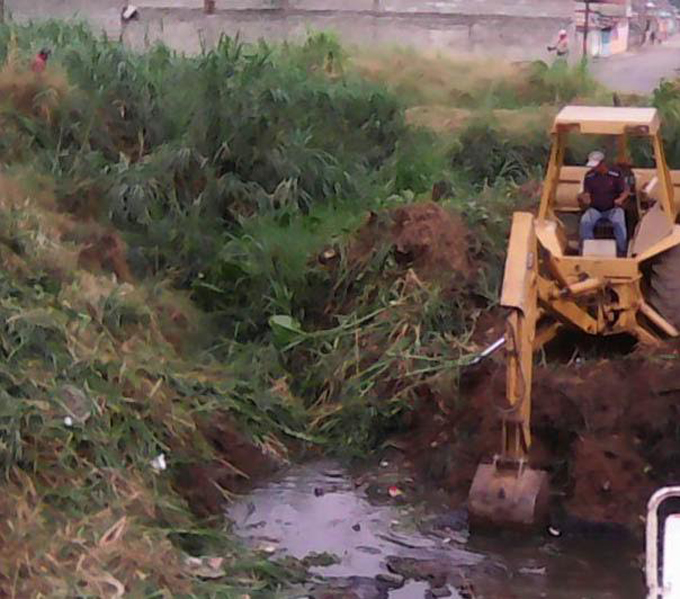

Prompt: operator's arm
xmin=613 ymin=176 xmax=628 ymax=207
xmin=578 ymin=176 xmax=593 ymax=208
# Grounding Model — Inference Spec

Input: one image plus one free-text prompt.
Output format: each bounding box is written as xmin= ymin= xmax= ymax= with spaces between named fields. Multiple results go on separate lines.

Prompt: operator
xmin=578 ymin=150 xmax=629 ymax=257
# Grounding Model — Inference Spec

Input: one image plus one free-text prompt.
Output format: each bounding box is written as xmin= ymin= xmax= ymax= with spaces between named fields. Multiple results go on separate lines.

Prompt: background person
xmin=547 ymin=30 xmax=569 ymax=58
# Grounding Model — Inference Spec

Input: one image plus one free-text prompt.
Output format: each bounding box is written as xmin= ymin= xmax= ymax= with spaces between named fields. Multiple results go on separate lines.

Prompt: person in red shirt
xmin=31 ymin=49 xmax=51 ymax=74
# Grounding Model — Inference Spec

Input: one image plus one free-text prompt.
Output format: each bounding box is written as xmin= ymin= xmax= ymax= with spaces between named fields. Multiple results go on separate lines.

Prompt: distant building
xmin=574 ymin=0 xmax=677 ymax=56
xmin=574 ymin=0 xmax=632 ymax=57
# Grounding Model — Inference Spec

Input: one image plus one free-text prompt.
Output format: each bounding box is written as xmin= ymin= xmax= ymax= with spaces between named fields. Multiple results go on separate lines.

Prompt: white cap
xmin=586 ymin=150 xmax=605 ymax=168
xmin=559 ymin=29 xmax=568 ymax=37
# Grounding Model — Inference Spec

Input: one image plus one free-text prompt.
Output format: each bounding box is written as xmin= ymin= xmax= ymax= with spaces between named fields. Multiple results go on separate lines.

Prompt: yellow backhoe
xmin=469 ymin=106 xmax=680 ymax=529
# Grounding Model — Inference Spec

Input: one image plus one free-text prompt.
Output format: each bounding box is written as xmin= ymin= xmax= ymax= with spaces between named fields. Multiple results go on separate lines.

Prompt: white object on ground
xmin=121 ymin=5 xmax=139 ymax=22
xmin=63 ymin=416 xmax=73 ymax=427
xmin=151 ymin=453 xmax=167 ymax=472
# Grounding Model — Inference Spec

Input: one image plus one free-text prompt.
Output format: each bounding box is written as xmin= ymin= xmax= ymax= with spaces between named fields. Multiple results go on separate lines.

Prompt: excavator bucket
xmin=468 ymin=461 xmax=550 ymax=530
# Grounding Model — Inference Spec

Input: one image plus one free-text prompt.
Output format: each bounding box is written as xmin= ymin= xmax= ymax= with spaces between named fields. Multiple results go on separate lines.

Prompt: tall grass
xmin=0 ymin=22 xmax=405 ymax=281
xmin=354 ymin=49 xmax=605 ymax=110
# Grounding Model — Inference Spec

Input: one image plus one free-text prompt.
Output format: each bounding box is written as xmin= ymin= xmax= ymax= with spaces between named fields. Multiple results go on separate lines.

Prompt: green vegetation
xmin=0 ymin=17 xmax=673 ymax=597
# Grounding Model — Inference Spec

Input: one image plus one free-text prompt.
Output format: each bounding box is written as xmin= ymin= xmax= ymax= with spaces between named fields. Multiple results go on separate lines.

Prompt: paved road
xmin=592 ymin=40 xmax=680 ymax=94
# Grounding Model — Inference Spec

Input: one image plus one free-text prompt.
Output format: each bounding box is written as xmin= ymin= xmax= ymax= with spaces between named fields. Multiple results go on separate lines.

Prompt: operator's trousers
xmin=579 ymin=207 xmax=627 ymax=256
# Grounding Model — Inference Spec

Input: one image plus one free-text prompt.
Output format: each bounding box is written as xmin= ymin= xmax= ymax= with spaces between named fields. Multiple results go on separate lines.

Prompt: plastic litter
xmin=151 ymin=453 xmax=167 ymax=472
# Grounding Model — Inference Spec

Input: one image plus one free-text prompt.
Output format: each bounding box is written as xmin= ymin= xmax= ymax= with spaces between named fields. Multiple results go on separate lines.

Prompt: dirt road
xmin=592 ymin=39 xmax=680 ymax=94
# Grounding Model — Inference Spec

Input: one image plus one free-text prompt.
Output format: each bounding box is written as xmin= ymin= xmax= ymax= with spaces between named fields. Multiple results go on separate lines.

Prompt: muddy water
xmin=227 ymin=461 xmax=646 ymax=599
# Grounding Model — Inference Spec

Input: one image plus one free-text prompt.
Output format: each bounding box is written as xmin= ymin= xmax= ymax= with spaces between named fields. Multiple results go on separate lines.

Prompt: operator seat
xmin=582 ymin=219 xmax=620 ymax=257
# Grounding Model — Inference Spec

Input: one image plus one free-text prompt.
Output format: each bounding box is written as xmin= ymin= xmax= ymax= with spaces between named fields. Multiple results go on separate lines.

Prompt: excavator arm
xmin=500 ymin=212 xmax=539 ymax=458
xmin=468 ymin=212 xmax=550 ymax=530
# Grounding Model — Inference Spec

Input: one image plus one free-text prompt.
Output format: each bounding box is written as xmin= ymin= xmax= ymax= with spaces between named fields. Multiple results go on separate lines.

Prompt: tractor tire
xmin=649 ymin=244 xmax=680 ymax=329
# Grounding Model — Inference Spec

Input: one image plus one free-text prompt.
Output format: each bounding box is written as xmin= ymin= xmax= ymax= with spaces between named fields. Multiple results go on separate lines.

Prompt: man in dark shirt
xmin=578 ymin=150 xmax=629 ymax=256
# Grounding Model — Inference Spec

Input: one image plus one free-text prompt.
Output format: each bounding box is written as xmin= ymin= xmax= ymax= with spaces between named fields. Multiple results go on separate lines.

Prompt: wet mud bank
xmin=398 ymin=334 xmax=680 ymax=534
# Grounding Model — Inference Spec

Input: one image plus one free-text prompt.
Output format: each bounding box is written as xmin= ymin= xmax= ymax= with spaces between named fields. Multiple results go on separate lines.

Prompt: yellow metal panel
xmin=535 ymin=220 xmax=565 ymax=257
xmin=631 ymin=202 xmax=673 ymax=257
xmin=653 ymin=133 xmax=677 ymax=222
xmin=538 ymin=278 xmax=600 ymax=333
xmin=552 ymin=255 xmax=639 ymax=281
xmin=553 ymin=106 xmax=660 ymax=135
xmin=559 ymin=165 xmax=589 ymax=182
xmin=554 ymin=182 xmax=583 ymax=211
xmin=538 ymin=132 xmax=564 ymax=222
xmin=501 ymin=212 xmax=537 ymax=312
xmin=534 ymin=321 xmax=562 ymax=349
xmin=636 ymin=225 xmax=680 ymax=263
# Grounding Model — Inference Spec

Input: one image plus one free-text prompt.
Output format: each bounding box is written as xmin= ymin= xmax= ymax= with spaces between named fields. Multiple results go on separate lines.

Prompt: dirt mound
xmin=348 ymin=202 xmax=473 ymax=286
xmin=77 ymin=230 xmax=134 ymax=283
xmin=391 ymin=203 xmax=472 ymax=280
xmin=401 ymin=339 xmax=680 ymax=532
xmin=568 ymin=435 xmax=649 ymax=524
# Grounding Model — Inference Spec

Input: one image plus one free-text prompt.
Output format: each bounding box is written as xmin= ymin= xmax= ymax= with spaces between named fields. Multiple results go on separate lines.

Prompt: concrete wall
xmin=6 ymin=1 xmax=573 ymax=62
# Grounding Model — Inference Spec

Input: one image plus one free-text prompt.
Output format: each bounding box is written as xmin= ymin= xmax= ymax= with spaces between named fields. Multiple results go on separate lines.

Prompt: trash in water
xmin=256 ymin=542 xmax=278 ymax=554
xmin=388 ymin=486 xmax=403 ymax=498
xmin=519 ymin=565 xmax=547 ymax=576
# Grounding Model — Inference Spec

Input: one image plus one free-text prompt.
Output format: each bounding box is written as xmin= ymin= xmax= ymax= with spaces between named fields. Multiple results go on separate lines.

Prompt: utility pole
xmin=583 ymin=0 xmax=590 ymax=58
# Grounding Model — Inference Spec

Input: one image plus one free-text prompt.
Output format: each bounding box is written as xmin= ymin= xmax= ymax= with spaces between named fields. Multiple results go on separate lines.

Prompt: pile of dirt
xmin=401 ymin=340 xmax=680 ymax=532
xmin=347 ymin=202 xmax=474 ymax=287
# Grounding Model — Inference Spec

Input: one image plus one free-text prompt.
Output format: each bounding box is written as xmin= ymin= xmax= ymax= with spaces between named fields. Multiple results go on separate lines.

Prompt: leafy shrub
xmin=0 ymin=22 xmax=407 ymax=282
xmin=450 ymin=113 xmax=550 ymax=187
xmin=653 ymin=79 xmax=680 ymax=169
xmin=522 ymin=59 xmax=601 ymax=105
